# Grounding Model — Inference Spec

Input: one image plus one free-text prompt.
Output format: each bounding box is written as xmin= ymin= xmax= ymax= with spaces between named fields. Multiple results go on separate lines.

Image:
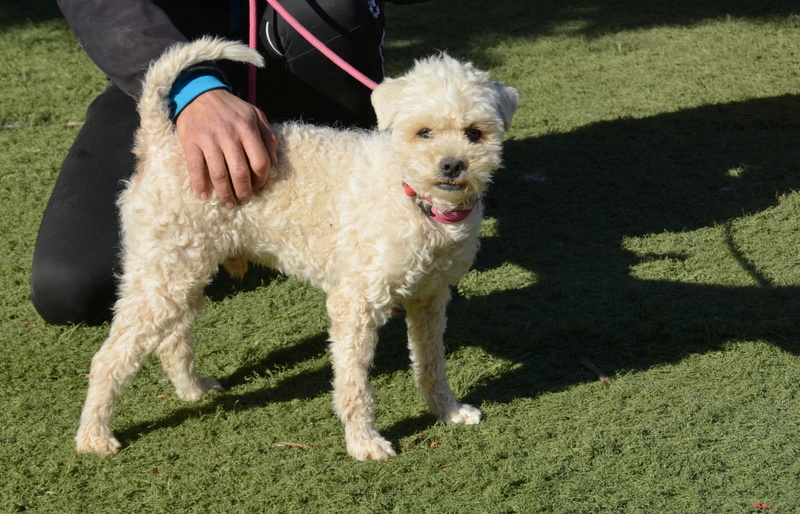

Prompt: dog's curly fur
xmin=75 ymin=37 xmax=519 ymax=461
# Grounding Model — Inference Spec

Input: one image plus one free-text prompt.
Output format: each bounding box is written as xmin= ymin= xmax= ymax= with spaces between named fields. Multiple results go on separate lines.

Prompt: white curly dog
xmin=75 ymin=37 xmax=519 ymax=461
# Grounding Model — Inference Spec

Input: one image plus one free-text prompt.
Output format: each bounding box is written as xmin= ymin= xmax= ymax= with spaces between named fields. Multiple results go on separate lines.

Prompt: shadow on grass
xmin=448 ymin=94 xmax=800 ymax=405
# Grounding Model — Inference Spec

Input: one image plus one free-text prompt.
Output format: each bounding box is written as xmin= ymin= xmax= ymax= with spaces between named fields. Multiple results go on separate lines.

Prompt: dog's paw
xmin=75 ymin=427 xmax=121 ymax=456
xmin=345 ymin=425 xmax=396 ymax=461
xmin=175 ymin=376 xmax=222 ymax=402
xmin=347 ymin=436 xmax=396 ymax=461
xmin=440 ymin=402 xmax=482 ymax=425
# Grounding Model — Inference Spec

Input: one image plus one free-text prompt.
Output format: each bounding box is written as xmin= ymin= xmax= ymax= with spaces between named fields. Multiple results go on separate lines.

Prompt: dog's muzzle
xmin=436 ymin=158 xmax=468 ymax=191
xmin=439 ymin=157 xmax=466 ymax=178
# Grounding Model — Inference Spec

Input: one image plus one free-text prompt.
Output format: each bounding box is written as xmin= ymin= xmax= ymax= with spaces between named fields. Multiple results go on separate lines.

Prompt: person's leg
xmin=258 ymin=0 xmax=386 ymax=128
xmin=30 ymin=83 xmax=138 ymax=325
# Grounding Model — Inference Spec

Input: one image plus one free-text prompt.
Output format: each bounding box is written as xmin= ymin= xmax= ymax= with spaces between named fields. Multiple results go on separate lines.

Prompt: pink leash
xmin=403 ymin=183 xmax=476 ymax=224
xmin=248 ymin=0 xmax=378 ymax=105
xmin=248 ymin=0 xmax=258 ymax=104
xmin=247 ymin=0 xmax=258 ymax=105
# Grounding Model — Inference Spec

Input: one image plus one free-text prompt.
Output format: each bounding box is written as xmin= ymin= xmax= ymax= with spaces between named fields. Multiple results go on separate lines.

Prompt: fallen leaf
xmin=276 ymin=442 xmax=314 ymax=449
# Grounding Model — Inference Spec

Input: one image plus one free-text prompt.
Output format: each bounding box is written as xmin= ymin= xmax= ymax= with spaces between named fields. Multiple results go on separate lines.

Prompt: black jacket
xmin=57 ymin=0 xmax=430 ymax=99
xmin=57 ymin=0 xmax=248 ymax=98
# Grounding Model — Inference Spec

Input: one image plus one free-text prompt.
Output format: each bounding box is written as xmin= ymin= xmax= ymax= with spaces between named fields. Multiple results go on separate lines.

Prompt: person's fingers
xmin=204 ymin=144 xmax=236 ymax=209
xmin=176 ymin=89 xmax=277 ymax=205
xmin=220 ymin=138 xmax=254 ymax=204
xmin=240 ymin=115 xmax=272 ymax=193
xmin=183 ymin=143 xmax=211 ymax=200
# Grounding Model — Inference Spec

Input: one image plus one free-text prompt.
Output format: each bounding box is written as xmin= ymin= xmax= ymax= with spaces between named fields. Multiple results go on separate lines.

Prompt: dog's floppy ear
xmin=493 ymin=82 xmax=520 ymax=132
xmin=371 ymin=77 xmax=405 ymax=131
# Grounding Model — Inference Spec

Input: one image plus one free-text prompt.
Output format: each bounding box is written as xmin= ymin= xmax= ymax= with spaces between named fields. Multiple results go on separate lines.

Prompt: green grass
xmin=3 ymin=0 xmax=800 ymax=511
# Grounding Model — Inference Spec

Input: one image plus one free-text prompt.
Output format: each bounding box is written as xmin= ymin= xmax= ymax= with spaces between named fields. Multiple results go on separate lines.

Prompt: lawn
xmin=1 ymin=0 xmax=799 ymax=512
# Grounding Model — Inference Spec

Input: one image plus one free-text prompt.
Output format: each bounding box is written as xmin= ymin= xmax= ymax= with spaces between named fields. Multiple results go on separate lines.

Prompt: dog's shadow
xmin=118 ymin=94 xmax=800 ymax=449
xmin=446 ymin=94 xmax=800 ymax=406
xmin=115 ymin=332 xmax=333 ymax=445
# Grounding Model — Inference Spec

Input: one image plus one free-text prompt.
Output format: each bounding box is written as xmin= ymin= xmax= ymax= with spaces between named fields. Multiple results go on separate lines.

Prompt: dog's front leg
xmin=405 ymin=289 xmax=482 ymax=425
xmin=326 ymin=289 xmax=395 ymax=461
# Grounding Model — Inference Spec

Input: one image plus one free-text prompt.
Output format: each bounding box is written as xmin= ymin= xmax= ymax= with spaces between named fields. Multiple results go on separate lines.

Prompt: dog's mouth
xmin=434 ymin=182 xmax=467 ymax=192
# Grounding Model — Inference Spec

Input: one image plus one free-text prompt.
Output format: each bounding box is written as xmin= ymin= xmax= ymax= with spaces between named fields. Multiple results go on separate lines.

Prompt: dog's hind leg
xmin=326 ymin=287 xmax=396 ymax=461
xmin=75 ymin=316 xmax=164 ymax=455
xmin=75 ymin=254 xmax=216 ymax=455
xmin=405 ymin=290 xmax=482 ymax=425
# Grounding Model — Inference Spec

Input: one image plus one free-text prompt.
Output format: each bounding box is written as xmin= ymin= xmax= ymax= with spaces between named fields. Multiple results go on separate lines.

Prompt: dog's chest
xmin=380 ymin=220 xmax=480 ymax=299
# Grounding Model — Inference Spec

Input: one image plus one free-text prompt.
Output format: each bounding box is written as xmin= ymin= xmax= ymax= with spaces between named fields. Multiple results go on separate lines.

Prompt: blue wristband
xmin=169 ymin=70 xmax=231 ymax=119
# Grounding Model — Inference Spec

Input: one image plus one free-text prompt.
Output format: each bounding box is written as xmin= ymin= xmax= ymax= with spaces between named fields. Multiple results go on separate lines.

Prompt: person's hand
xmin=175 ymin=88 xmax=279 ymax=208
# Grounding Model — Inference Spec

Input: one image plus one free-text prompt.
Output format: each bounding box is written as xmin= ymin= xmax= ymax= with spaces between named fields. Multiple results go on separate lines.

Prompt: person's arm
xmin=57 ymin=0 xmax=192 ymax=98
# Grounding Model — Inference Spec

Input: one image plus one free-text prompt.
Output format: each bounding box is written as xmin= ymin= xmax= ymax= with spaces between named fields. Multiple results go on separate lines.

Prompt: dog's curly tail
xmin=137 ymin=36 xmax=264 ymax=138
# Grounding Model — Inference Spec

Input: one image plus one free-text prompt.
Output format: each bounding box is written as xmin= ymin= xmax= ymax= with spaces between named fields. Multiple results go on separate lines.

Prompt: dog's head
xmin=372 ymin=54 xmax=519 ymax=212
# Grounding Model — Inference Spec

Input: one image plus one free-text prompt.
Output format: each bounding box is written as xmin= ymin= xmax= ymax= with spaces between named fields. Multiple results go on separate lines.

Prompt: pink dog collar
xmin=402 ymin=182 xmax=476 ymax=224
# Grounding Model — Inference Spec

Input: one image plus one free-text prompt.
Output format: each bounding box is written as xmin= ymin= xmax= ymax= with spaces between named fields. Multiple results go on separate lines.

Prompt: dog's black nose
xmin=439 ymin=158 xmax=466 ymax=179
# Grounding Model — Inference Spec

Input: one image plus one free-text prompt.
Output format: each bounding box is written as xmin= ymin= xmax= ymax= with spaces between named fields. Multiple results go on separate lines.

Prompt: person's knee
xmin=30 ymin=263 xmax=114 ymax=326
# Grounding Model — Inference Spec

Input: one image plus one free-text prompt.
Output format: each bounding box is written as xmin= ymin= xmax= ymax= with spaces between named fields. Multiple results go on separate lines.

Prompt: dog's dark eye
xmin=417 ymin=128 xmax=432 ymax=139
xmin=464 ymin=127 xmax=482 ymax=143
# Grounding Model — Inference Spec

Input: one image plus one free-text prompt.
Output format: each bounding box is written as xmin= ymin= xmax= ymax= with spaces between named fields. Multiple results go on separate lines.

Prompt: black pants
xmin=31 ymin=0 xmax=385 ymax=325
